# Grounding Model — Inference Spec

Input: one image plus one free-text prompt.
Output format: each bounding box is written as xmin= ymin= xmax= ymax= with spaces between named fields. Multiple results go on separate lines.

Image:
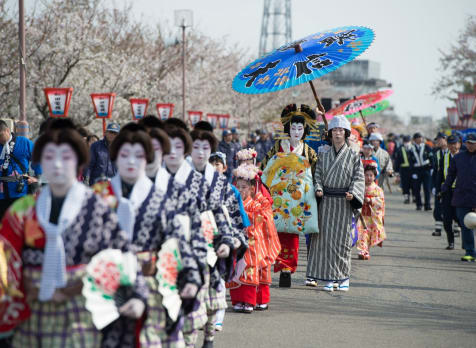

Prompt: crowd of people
xmin=0 ymin=105 xmax=474 ymax=348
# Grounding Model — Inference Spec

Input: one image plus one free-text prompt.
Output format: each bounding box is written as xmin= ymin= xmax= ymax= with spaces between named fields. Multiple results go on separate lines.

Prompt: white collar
xmin=36 ymin=180 xmax=86 ymax=230
xmin=111 ymin=173 xmax=152 ymax=210
xmin=36 ymin=181 xmax=87 ymax=301
xmin=173 ymin=160 xmax=193 ymax=185
xmin=155 ymin=166 xmax=170 ymax=194
xmin=111 ymin=173 xmax=153 ymax=239
xmin=281 ymin=139 xmax=304 ymax=154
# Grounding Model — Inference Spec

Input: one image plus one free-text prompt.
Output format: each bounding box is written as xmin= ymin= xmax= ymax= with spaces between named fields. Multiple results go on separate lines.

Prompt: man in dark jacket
xmin=394 ymin=135 xmax=413 ymax=204
xmin=217 ymin=129 xmax=237 ymax=181
xmin=410 ymin=132 xmax=434 ymax=211
xmin=231 ymin=127 xmax=242 ymax=154
xmin=85 ymin=122 xmax=119 ymax=185
xmin=441 ymin=133 xmax=476 ymax=261
xmin=255 ymin=130 xmax=273 ymax=164
xmin=431 ymin=132 xmax=448 ymax=236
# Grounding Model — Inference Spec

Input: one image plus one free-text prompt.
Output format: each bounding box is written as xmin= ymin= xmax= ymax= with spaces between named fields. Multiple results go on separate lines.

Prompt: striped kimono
xmin=307 ymin=143 xmax=365 ymax=281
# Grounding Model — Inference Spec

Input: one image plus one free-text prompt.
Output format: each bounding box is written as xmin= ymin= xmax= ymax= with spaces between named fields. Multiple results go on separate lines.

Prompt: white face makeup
xmin=164 ymin=137 xmax=185 ymax=172
xmin=191 ymin=139 xmax=211 ymax=171
xmin=290 ymin=122 xmax=305 ymax=143
xmin=146 ymin=138 xmax=162 ymax=177
xmin=41 ymin=143 xmax=78 ymax=192
xmin=116 ymin=143 xmax=147 ymax=184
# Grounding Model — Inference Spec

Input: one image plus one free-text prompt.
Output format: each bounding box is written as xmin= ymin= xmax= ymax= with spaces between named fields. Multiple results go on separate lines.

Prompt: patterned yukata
xmin=307 ymin=143 xmax=365 ymax=282
xmin=226 ymin=192 xmax=281 ymax=306
xmin=0 ymin=183 xmax=144 ymax=348
xmin=357 ymin=182 xmax=386 ymax=257
xmin=154 ymin=162 xmax=209 ymax=348
xmin=93 ymin=174 xmax=198 ymax=348
xmin=261 ymin=139 xmax=318 ymax=274
xmin=191 ymin=163 xmax=244 ymax=343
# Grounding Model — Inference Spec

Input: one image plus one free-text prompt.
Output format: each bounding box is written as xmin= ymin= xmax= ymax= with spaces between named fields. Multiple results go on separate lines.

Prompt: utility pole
xmin=17 ymin=0 xmax=29 ymax=137
xmin=175 ymin=10 xmax=193 ymax=122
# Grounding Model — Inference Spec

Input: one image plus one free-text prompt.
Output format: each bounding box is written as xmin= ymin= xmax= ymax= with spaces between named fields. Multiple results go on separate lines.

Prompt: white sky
xmin=16 ymin=0 xmax=476 ymax=120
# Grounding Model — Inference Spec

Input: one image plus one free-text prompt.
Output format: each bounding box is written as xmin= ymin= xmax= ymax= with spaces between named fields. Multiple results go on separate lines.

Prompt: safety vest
xmin=401 ymin=147 xmax=410 ymax=168
xmin=443 ymin=151 xmax=456 ymax=188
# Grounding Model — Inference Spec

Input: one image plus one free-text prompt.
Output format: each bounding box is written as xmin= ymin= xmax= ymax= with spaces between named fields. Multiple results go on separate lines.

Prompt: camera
xmin=16 ymin=180 xmax=25 ymax=193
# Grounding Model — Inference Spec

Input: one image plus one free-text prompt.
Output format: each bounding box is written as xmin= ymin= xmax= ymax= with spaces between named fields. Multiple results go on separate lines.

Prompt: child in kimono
xmin=227 ymin=164 xmax=280 ymax=314
xmin=357 ymin=165 xmax=386 ymax=260
xmin=0 ymin=123 xmax=146 ymax=347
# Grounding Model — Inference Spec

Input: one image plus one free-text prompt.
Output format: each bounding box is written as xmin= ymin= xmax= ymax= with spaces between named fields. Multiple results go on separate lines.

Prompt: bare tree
xmin=433 ymin=15 xmax=476 ymax=100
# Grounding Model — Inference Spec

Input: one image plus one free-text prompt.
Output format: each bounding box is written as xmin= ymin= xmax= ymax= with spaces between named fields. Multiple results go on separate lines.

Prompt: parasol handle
xmin=354 ymin=96 xmax=367 ymax=128
xmin=309 ymin=80 xmax=328 ymax=130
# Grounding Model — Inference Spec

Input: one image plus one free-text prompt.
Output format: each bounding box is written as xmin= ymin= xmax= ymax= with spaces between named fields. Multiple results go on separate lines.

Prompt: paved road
xmin=204 ymin=190 xmax=476 ymax=348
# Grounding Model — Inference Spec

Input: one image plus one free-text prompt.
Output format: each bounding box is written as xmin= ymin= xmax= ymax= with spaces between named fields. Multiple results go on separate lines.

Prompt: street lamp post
xmin=175 ymin=10 xmax=193 ymax=122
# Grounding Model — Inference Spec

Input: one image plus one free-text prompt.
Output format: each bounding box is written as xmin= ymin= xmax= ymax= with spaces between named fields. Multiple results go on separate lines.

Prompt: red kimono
xmin=226 ymin=192 xmax=280 ymax=306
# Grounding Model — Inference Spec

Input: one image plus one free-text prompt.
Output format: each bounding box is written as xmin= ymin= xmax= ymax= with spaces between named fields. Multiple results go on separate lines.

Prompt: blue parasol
xmin=232 ymin=26 xmax=375 ymax=128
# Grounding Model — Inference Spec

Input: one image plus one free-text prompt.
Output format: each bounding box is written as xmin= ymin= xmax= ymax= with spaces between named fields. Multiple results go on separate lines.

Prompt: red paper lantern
xmin=44 ymin=87 xmax=73 ymax=117
xmin=218 ymin=114 xmax=230 ymax=129
xmin=91 ymin=93 xmax=116 ymax=119
xmin=188 ymin=111 xmax=203 ymax=126
xmin=456 ymin=93 xmax=476 ymax=120
xmin=130 ymin=98 xmax=149 ymax=120
xmin=206 ymin=113 xmax=219 ymax=129
xmin=156 ymin=103 xmax=175 ymax=120
xmin=446 ymin=107 xmax=460 ymax=128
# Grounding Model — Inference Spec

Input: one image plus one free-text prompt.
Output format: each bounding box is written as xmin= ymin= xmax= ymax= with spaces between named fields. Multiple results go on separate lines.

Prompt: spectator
xmin=231 ymin=127 xmax=242 ymax=154
xmin=255 ymin=131 xmax=273 ymax=164
xmin=0 ymin=120 xmax=41 ymax=218
xmin=441 ymin=133 xmax=476 ymax=261
xmin=410 ymin=132 xmax=434 ymax=211
xmin=218 ymin=129 xmax=237 ymax=181
xmin=85 ymin=122 xmax=120 ymax=185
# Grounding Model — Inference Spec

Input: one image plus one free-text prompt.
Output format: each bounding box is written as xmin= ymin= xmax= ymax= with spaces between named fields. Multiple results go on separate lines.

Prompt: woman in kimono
xmin=189 ymin=130 xmax=246 ymax=348
xmin=0 ymin=125 xmax=146 ymax=347
xmin=260 ymin=104 xmax=318 ymax=288
xmin=307 ymin=115 xmax=365 ymax=292
xmin=227 ymin=164 xmax=280 ymax=313
xmin=93 ymin=123 xmax=199 ymax=347
xmin=357 ymin=165 xmax=386 ymax=260
xmin=160 ymin=126 xmax=209 ymax=348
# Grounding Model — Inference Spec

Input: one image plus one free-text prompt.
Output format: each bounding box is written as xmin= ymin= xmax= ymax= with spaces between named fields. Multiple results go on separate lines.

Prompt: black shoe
xmin=404 ymin=199 xmax=410 ymax=204
xmin=432 ymin=231 xmax=441 ymax=236
xmin=446 ymin=244 xmax=454 ymax=250
xmin=279 ymin=272 xmax=291 ymax=288
xmin=202 ymin=340 xmax=214 ymax=348
xmin=424 ymin=206 xmax=432 ymax=211
xmin=416 ymin=206 xmax=422 ymax=211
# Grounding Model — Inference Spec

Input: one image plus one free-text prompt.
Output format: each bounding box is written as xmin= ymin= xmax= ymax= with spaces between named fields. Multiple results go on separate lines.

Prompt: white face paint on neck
xmin=290 ymin=122 xmax=304 ymax=146
xmin=41 ymin=143 xmax=78 ymax=196
xmin=164 ymin=137 xmax=185 ymax=173
xmin=191 ymin=139 xmax=211 ymax=171
xmin=146 ymin=138 xmax=162 ymax=178
xmin=116 ymin=143 xmax=147 ymax=184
